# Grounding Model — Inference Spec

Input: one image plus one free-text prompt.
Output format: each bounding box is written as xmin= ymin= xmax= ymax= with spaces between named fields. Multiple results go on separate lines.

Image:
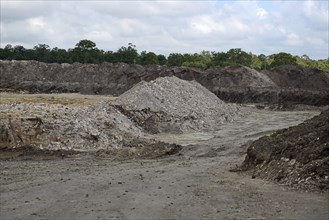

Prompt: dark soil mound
xmin=215 ymin=87 xmax=329 ymax=109
xmin=264 ymin=65 xmax=329 ymax=91
xmin=169 ymin=65 xmax=329 ymax=107
xmin=0 ymin=60 xmax=149 ymax=95
xmin=203 ymin=65 xmax=276 ymax=88
xmin=241 ymin=109 xmax=329 ymax=191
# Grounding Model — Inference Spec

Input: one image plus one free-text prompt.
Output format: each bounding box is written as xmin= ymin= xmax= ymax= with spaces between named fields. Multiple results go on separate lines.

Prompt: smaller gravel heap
xmin=0 ymin=102 xmax=181 ymax=159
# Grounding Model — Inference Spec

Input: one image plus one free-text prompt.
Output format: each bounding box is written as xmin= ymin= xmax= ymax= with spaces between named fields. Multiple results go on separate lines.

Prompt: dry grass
xmin=0 ymin=92 xmax=117 ymax=106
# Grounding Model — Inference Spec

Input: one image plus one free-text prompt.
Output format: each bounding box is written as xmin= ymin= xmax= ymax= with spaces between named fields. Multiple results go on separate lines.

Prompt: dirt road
xmin=1 ymin=108 xmax=328 ymax=219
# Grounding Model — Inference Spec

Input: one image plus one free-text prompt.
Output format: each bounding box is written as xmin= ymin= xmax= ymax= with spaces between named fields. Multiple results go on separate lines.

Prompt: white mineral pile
xmin=0 ymin=102 xmax=144 ymax=151
xmin=112 ymin=76 xmax=241 ymax=133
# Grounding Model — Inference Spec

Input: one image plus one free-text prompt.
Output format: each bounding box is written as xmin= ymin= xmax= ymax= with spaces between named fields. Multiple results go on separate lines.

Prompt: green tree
xmin=250 ymin=54 xmax=262 ymax=70
xmin=157 ymin=54 xmax=167 ymax=66
xmin=33 ymin=44 xmax=51 ymax=62
xmin=314 ymin=58 xmax=329 ymax=71
xmin=270 ymin=52 xmax=297 ymax=68
xmin=0 ymin=44 xmax=13 ymax=60
xmin=167 ymin=53 xmax=184 ymax=67
xmin=71 ymin=39 xmax=101 ymax=63
xmin=296 ymin=54 xmax=316 ymax=69
xmin=49 ymin=47 xmax=69 ymax=63
xmin=258 ymin=54 xmax=269 ymax=70
xmin=75 ymin=39 xmax=97 ymax=51
xmin=182 ymin=51 xmax=212 ymax=69
xmin=140 ymin=51 xmax=159 ymax=65
xmin=103 ymin=51 xmax=115 ymax=63
xmin=114 ymin=43 xmax=139 ymax=64
xmin=12 ymin=45 xmax=28 ymax=60
xmin=226 ymin=48 xmax=252 ymax=67
xmin=211 ymin=52 xmax=228 ymax=67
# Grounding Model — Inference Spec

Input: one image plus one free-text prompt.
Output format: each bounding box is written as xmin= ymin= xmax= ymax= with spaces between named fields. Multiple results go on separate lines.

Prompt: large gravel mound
xmin=112 ymin=76 xmax=241 ymax=133
xmin=241 ymin=109 xmax=329 ymax=192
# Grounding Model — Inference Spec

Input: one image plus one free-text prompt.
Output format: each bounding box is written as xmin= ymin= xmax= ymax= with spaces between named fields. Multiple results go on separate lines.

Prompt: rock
xmin=0 ymin=101 xmax=181 ymax=159
xmin=112 ymin=76 xmax=241 ymax=133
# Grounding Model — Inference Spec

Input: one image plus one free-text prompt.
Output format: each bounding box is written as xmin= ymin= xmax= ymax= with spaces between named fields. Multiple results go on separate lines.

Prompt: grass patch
xmin=270 ymin=131 xmax=280 ymax=138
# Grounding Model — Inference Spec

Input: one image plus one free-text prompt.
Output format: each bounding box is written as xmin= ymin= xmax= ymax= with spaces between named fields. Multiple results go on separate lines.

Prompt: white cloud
xmin=286 ymin=33 xmax=303 ymax=46
xmin=1 ymin=1 xmax=55 ymax=22
xmin=190 ymin=15 xmax=223 ymax=34
xmin=256 ymin=8 xmax=268 ymax=20
xmin=28 ymin=17 xmax=46 ymax=32
xmin=302 ymin=0 xmax=328 ymax=31
xmin=0 ymin=0 xmax=328 ymax=59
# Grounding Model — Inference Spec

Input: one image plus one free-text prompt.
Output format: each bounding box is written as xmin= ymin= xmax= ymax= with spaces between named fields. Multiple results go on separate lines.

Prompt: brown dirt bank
xmin=241 ymin=109 xmax=329 ymax=192
xmin=263 ymin=64 xmax=329 ymax=91
xmin=1 ymin=61 xmax=328 ymax=107
xmin=214 ymin=87 xmax=329 ymax=109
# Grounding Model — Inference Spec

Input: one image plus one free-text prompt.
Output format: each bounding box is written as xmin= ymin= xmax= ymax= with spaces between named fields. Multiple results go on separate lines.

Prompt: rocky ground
xmin=0 ymin=94 xmax=181 ymax=160
xmin=1 ymin=106 xmax=328 ymax=220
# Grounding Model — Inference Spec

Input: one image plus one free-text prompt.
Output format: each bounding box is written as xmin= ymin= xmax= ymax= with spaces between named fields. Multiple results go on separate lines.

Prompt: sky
xmin=1 ymin=0 xmax=328 ymax=59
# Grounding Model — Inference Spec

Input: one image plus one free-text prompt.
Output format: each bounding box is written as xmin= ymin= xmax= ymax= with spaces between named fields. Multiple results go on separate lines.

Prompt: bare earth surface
xmin=1 ymin=108 xmax=328 ymax=220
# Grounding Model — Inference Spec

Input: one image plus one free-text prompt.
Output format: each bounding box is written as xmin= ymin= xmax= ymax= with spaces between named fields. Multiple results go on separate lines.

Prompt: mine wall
xmin=1 ymin=60 xmax=328 ymax=107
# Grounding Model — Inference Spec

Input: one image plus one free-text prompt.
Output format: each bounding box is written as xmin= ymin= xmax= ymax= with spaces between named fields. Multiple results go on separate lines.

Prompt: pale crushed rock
xmin=0 ymin=102 xmax=144 ymax=151
xmin=0 ymin=77 xmax=242 ymax=151
xmin=112 ymin=76 xmax=242 ymax=133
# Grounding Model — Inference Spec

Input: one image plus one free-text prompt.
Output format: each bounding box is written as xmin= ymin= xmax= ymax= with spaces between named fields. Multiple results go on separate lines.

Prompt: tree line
xmin=1 ymin=39 xmax=328 ymax=71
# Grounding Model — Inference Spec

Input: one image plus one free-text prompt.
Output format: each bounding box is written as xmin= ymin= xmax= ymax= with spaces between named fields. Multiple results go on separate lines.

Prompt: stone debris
xmin=112 ymin=76 xmax=241 ymax=133
xmin=0 ymin=77 xmax=242 ymax=154
xmin=0 ymin=102 xmax=144 ymax=152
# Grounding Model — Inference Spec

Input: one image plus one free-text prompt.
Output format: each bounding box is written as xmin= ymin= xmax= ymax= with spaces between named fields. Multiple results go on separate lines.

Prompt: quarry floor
xmin=1 ymin=107 xmax=328 ymax=220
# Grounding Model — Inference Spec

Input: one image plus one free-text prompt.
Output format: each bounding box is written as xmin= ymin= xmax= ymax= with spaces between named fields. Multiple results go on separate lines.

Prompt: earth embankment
xmin=1 ymin=61 xmax=328 ymax=107
xmin=241 ymin=109 xmax=329 ymax=191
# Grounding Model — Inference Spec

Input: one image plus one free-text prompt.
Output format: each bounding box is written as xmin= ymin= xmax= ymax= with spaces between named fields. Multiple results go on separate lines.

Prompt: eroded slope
xmin=241 ymin=109 xmax=329 ymax=191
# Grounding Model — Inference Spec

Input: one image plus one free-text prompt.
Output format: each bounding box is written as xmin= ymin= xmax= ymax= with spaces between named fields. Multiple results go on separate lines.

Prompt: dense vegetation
xmin=1 ymin=39 xmax=328 ymax=71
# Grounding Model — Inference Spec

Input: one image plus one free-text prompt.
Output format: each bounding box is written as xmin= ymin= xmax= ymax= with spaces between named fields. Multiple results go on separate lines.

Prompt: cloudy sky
xmin=1 ymin=0 xmax=328 ymax=59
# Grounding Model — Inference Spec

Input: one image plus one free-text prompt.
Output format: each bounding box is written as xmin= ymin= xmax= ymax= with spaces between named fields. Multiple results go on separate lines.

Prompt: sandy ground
xmin=1 ymin=108 xmax=328 ymax=220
